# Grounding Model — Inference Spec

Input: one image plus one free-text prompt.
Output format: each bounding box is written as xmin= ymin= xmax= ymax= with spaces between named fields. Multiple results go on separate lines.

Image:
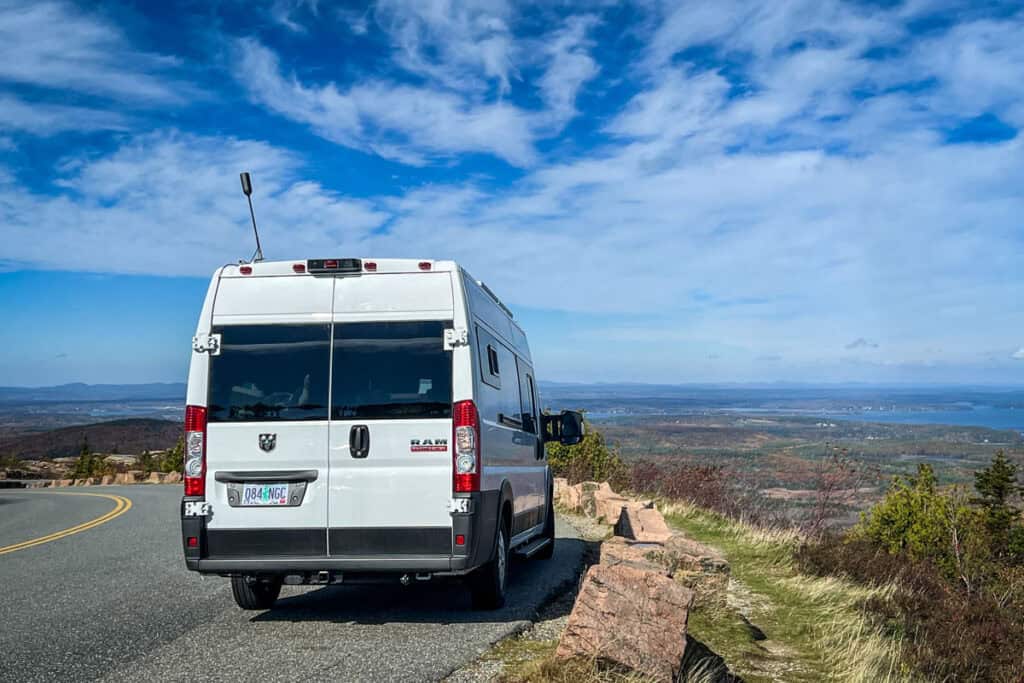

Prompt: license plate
xmin=240 ymin=483 xmax=290 ymax=506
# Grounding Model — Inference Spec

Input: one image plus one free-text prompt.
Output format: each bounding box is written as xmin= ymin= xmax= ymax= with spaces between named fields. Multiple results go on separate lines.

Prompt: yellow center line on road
xmin=0 ymin=491 xmax=133 ymax=556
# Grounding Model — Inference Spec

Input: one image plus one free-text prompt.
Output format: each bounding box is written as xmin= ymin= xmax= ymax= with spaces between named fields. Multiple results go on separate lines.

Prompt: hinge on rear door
xmin=192 ymin=333 xmax=222 ymax=356
xmin=444 ymin=328 xmax=468 ymax=350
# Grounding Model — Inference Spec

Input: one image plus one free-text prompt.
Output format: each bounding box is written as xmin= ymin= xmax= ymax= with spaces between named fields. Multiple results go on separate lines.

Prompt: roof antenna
xmin=239 ymin=171 xmax=264 ymax=262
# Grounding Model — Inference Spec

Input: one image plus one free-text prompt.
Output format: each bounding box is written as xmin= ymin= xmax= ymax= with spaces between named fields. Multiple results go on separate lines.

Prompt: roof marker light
xmin=292 ymin=263 xmax=306 ymax=273
xmin=364 ymin=261 xmax=377 ymax=272
xmin=239 ymin=265 xmax=252 ymax=275
xmin=418 ymin=261 xmax=432 ymax=271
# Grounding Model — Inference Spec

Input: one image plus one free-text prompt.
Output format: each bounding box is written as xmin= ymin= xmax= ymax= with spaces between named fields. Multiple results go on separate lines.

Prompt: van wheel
xmin=535 ymin=486 xmax=556 ymax=561
xmin=470 ymin=514 xmax=509 ymax=610
xmin=231 ymin=575 xmax=282 ymax=610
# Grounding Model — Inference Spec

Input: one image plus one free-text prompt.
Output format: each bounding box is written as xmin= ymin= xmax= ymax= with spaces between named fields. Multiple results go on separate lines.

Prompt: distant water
xmin=587 ymin=405 xmax=1024 ymax=433
xmin=831 ymin=406 xmax=1024 ymax=432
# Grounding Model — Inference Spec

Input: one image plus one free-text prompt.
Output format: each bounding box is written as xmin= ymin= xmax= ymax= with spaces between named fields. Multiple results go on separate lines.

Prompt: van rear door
xmin=203 ymin=276 xmax=333 ymax=558
xmin=327 ymin=274 xmax=456 ymax=558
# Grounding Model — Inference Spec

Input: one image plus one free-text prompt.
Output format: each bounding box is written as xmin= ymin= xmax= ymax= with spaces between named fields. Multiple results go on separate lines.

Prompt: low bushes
xmin=799 ymin=451 xmax=1024 ymax=682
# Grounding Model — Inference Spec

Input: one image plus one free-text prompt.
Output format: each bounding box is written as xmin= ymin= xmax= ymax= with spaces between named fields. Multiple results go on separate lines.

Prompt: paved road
xmin=0 ymin=486 xmax=585 ymax=682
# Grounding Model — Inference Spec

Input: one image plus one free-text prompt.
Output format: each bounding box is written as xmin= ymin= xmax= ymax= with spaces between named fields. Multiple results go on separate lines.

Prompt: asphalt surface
xmin=0 ymin=486 xmax=585 ymax=682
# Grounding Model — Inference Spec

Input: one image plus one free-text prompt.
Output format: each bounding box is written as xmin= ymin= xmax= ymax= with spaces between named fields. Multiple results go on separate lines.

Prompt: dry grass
xmin=661 ymin=500 xmax=910 ymax=682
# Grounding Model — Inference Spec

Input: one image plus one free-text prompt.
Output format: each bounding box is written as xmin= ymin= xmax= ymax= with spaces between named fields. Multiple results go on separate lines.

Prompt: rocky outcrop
xmin=614 ymin=504 xmax=673 ymax=543
xmin=556 ymin=479 xmax=735 ymax=679
xmin=557 ymin=563 xmax=694 ymax=682
xmin=557 ymin=480 xmax=601 ymax=515
xmin=599 ymin=536 xmax=674 ymax=576
xmin=35 ymin=470 xmax=182 ymax=487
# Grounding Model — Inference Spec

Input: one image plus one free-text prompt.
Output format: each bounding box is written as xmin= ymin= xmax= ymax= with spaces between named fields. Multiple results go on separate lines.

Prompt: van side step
xmin=514 ymin=537 xmax=551 ymax=559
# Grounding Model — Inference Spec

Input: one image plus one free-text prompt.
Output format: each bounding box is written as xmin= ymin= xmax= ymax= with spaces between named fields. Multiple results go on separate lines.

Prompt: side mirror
xmin=541 ymin=410 xmax=585 ymax=446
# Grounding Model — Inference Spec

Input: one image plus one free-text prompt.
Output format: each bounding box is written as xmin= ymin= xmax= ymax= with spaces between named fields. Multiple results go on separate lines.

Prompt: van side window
xmin=516 ymin=360 xmax=537 ymax=434
xmin=477 ymin=326 xmax=501 ymax=389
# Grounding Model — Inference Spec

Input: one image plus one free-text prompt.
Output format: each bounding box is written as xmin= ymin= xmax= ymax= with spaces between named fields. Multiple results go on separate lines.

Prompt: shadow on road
xmin=252 ymin=537 xmax=597 ymax=626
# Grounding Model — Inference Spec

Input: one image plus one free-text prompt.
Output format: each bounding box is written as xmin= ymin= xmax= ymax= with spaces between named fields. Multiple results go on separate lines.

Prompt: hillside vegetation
xmin=548 ymin=421 xmax=1024 ymax=681
xmin=0 ymin=418 xmax=181 ymax=459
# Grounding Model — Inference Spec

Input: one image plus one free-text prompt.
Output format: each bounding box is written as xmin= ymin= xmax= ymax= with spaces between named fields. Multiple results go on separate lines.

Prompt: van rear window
xmin=208 ymin=325 xmax=330 ymax=422
xmin=332 ymin=321 xmax=452 ymax=420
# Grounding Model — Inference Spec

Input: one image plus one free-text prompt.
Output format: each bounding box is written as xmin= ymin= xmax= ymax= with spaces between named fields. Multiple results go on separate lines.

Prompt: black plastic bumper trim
xmin=206 ymin=528 xmax=327 ymax=558
xmin=329 ymin=527 xmax=451 ymax=555
xmin=213 ymin=470 xmax=318 ymax=483
xmin=195 ymin=556 xmax=459 ymax=573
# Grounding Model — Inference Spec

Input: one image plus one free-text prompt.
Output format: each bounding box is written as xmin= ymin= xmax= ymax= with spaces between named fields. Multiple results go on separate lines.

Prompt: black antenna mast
xmin=239 ymin=172 xmax=264 ymax=262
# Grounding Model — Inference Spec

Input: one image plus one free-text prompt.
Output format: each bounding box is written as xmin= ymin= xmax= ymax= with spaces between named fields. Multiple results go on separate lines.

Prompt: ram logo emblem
xmin=258 ymin=433 xmax=277 ymax=452
xmin=410 ymin=438 xmax=448 ymax=452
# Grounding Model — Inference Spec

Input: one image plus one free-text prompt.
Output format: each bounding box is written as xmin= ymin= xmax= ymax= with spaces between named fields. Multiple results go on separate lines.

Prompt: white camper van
xmin=180 ymin=257 xmax=583 ymax=611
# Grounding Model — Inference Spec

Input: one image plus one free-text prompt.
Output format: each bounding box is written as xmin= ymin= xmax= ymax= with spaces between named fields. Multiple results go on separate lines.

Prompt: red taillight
xmin=292 ymin=263 xmax=306 ymax=273
xmin=364 ymin=261 xmax=377 ymax=272
xmin=324 ymin=259 xmax=339 ymax=269
xmin=455 ymin=534 xmax=465 ymax=546
xmin=184 ymin=405 xmax=207 ymax=497
xmin=453 ymin=400 xmax=480 ymax=492
xmin=239 ymin=265 xmax=252 ymax=275
xmin=418 ymin=261 xmax=432 ymax=271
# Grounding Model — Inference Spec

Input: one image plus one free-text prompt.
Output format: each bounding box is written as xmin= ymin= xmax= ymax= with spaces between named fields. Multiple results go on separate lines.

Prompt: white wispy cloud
xmin=0 ymin=0 xmax=193 ymax=104
xmin=0 ymin=132 xmax=387 ymax=273
xmin=233 ymin=3 xmax=600 ymax=166
xmin=0 ymin=95 xmax=129 ymax=135
xmin=374 ymin=0 xmax=516 ymax=93
xmin=233 ymin=37 xmax=537 ymax=166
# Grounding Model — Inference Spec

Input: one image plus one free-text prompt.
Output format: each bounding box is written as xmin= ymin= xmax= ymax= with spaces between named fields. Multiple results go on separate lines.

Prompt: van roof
xmin=220 ymin=258 xmax=459 ymax=277
xmin=218 ymin=258 xmax=520 ymax=326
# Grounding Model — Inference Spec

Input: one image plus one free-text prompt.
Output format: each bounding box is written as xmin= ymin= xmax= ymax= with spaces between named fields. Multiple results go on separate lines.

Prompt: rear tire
xmin=470 ymin=513 xmax=509 ymax=610
xmin=535 ymin=483 xmax=556 ymax=561
xmin=231 ymin=575 xmax=282 ymax=610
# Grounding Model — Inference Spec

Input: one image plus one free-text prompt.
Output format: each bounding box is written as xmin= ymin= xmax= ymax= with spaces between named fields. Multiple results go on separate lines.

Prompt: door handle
xmin=349 ymin=425 xmax=370 ymax=458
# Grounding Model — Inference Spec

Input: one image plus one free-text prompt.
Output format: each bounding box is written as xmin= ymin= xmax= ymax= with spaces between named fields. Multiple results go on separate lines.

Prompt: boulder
xmin=146 ymin=471 xmax=164 ymax=484
xmin=593 ymin=484 xmax=631 ymax=522
xmin=663 ymin=533 xmax=730 ymax=574
xmin=562 ymin=481 xmax=601 ymax=515
xmin=577 ymin=481 xmax=601 ymax=517
xmin=599 ymin=537 xmax=673 ymax=576
xmin=99 ymin=475 xmax=114 ymax=485
xmin=614 ymin=505 xmax=673 ymax=543
xmin=554 ymin=477 xmax=569 ymax=505
xmin=556 ymin=563 xmax=694 ymax=682
xmin=55 ymin=479 xmax=73 ymax=487
xmin=113 ymin=472 xmax=137 ymax=485
xmin=163 ymin=471 xmax=182 ymax=484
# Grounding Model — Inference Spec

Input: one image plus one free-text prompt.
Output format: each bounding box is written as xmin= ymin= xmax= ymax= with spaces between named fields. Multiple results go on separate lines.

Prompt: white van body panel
xmin=206 ymin=421 xmax=329 ymax=530
xmin=332 ymin=271 xmax=453 ymax=319
xmin=213 ymin=275 xmax=334 ymax=324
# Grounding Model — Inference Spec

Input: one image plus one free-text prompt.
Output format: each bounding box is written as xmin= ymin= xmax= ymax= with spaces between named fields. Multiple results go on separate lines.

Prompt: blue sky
xmin=0 ymin=0 xmax=1023 ymax=386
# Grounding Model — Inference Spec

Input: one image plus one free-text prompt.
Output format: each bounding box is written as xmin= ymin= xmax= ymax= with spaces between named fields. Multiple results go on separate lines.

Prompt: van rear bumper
xmin=181 ymin=490 xmax=499 ymax=575
xmin=192 ymin=556 xmax=465 ymax=573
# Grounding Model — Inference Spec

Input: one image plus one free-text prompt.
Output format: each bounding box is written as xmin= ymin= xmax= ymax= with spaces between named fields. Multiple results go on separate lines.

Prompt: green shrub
xmin=546 ymin=419 xmax=628 ymax=488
